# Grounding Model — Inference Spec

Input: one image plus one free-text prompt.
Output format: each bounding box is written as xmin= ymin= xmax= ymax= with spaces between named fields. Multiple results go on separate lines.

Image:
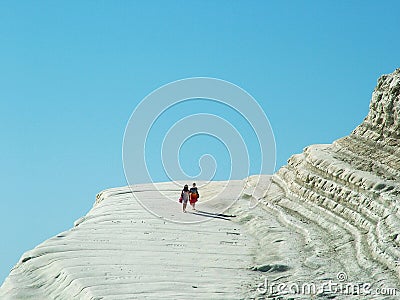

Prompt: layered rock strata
xmin=237 ymin=69 xmax=400 ymax=298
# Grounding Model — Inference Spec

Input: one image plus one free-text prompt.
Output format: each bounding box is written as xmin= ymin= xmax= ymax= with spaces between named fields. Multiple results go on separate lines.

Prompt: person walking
xmin=181 ymin=184 xmax=190 ymax=213
xmin=189 ymin=182 xmax=199 ymax=210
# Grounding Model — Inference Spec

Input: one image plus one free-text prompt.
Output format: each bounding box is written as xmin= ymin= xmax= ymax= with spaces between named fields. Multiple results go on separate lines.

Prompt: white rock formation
xmin=1 ymin=69 xmax=400 ymax=299
xmin=0 ymin=181 xmax=260 ymax=299
xmin=236 ymin=68 xmax=400 ymax=298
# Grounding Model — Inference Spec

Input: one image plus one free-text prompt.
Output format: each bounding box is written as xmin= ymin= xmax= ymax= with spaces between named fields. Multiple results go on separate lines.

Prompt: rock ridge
xmin=265 ymin=68 xmax=400 ymax=291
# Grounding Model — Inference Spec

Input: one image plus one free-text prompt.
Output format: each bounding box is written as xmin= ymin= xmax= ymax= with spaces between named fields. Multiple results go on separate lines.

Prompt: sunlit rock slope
xmin=0 ymin=181 xmax=259 ymax=299
xmin=236 ymin=69 xmax=400 ymax=298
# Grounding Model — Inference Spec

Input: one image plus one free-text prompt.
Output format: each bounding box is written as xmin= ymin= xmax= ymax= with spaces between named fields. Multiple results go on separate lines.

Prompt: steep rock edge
xmin=237 ymin=69 xmax=400 ymax=298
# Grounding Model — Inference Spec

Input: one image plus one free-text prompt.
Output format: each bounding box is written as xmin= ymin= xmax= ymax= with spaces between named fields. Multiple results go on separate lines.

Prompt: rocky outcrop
xmin=259 ymin=68 xmax=400 ymax=292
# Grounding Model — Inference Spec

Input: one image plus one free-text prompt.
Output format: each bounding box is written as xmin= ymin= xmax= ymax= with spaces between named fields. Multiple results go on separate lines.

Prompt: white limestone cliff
xmin=1 ymin=69 xmax=400 ymax=299
xmin=235 ymin=68 xmax=400 ymax=298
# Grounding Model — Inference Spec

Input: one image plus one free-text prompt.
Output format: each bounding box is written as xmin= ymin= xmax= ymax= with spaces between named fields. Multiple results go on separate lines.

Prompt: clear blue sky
xmin=1 ymin=1 xmax=400 ymax=283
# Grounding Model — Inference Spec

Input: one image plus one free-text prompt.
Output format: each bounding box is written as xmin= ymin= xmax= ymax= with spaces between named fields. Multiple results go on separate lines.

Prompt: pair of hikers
xmin=179 ymin=183 xmax=199 ymax=213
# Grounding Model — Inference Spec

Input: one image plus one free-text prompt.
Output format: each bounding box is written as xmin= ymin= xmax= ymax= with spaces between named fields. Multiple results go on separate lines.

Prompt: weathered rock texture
xmin=246 ymin=68 xmax=400 ymax=297
xmin=0 ymin=182 xmax=259 ymax=299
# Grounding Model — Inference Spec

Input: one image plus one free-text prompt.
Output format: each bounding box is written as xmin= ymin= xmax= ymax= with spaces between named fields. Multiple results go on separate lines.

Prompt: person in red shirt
xmin=189 ymin=182 xmax=199 ymax=210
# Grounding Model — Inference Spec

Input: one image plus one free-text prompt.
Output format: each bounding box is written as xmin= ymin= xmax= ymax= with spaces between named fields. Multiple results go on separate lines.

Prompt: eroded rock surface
xmin=0 ymin=182 xmax=259 ymax=299
xmin=237 ymin=69 xmax=400 ymax=299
